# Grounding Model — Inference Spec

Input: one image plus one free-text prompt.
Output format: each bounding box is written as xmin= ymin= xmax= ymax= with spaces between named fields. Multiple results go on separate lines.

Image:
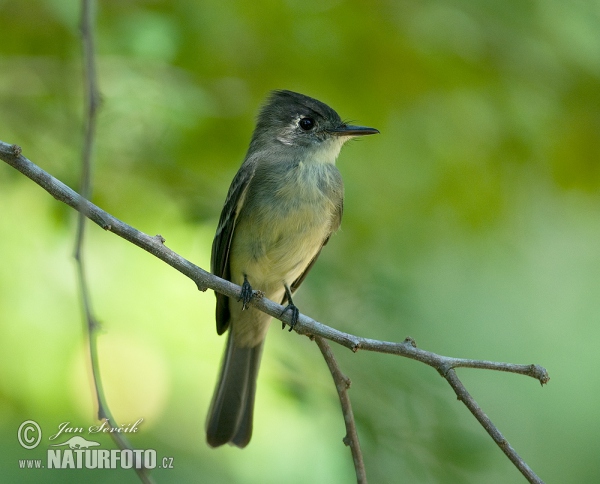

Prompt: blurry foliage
xmin=1 ymin=0 xmax=600 ymax=483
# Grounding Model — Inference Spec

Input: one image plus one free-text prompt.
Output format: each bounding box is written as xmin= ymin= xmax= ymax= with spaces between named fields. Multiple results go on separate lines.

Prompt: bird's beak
xmin=328 ymin=124 xmax=380 ymax=137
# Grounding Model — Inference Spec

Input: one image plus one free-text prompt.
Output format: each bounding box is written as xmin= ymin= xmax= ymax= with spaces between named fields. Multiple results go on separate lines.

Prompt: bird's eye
xmin=298 ymin=117 xmax=315 ymax=131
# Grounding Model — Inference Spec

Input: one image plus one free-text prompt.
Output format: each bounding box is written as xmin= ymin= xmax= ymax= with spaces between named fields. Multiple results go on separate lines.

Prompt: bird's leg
xmin=280 ymin=284 xmax=299 ymax=332
xmin=238 ymin=274 xmax=254 ymax=310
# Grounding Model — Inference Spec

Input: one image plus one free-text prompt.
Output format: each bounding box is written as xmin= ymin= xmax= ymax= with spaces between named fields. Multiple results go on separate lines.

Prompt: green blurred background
xmin=1 ymin=0 xmax=599 ymax=482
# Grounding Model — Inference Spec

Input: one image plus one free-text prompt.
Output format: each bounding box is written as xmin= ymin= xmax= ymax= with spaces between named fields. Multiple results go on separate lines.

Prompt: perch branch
xmin=0 ymin=141 xmax=548 ymax=484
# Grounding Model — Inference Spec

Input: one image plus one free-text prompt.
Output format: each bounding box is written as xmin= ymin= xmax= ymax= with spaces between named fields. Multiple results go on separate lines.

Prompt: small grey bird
xmin=206 ymin=90 xmax=378 ymax=448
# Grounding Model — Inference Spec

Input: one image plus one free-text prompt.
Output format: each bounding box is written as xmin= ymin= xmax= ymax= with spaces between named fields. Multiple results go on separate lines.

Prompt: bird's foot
xmin=238 ymin=275 xmax=254 ymax=310
xmin=280 ymin=285 xmax=299 ymax=332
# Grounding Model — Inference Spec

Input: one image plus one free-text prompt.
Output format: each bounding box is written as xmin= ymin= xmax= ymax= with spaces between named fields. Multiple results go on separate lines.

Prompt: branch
xmin=77 ymin=0 xmax=102 ymax=426
xmin=75 ymin=3 xmax=152 ymax=483
xmin=315 ymin=336 xmax=366 ymax=484
xmin=445 ymin=370 xmax=541 ymax=482
xmin=0 ymin=141 xmax=549 ymax=483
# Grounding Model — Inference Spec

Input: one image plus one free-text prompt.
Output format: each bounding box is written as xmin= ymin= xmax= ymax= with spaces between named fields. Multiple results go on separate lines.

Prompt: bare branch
xmin=0 ymin=141 xmax=548 ymax=483
xmin=444 ymin=369 xmax=543 ymax=484
xmin=77 ymin=0 xmax=101 ymax=420
xmin=76 ymin=0 xmax=101 ymax=254
xmin=315 ymin=336 xmax=366 ymax=484
xmin=75 ymin=3 xmax=152 ymax=483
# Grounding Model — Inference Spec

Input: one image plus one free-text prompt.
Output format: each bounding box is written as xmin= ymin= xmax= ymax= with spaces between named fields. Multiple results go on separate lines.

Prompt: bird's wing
xmin=285 ymin=198 xmax=344 ymax=302
xmin=211 ymin=160 xmax=256 ymax=335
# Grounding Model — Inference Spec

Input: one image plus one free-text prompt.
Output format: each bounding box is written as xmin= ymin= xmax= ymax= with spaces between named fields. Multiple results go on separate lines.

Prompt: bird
xmin=206 ymin=89 xmax=378 ymax=448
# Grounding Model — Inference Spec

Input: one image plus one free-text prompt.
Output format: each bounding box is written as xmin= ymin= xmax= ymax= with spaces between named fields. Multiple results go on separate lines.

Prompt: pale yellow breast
xmin=229 ymin=160 xmax=339 ymax=294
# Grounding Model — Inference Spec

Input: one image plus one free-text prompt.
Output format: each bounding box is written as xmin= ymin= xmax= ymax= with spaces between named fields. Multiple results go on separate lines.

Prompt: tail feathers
xmin=206 ymin=332 xmax=264 ymax=448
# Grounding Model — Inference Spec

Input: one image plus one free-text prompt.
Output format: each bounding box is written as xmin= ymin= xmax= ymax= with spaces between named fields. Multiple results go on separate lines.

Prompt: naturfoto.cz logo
xmin=17 ymin=419 xmax=174 ymax=471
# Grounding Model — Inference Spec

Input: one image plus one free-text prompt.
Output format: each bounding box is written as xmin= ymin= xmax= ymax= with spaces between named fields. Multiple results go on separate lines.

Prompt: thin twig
xmin=315 ymin=336 xmax=366 ymax=484
xmin=0 ymin=141 xmax=548 ymax=483
xmin=77 ymin=3 xmax=152 ymax=483
xmin=444 ymin=369 xmax=543 ymax=484
xmin=76 ymin=0 xmax=100 ymax=253
xmin=77 ymin=0 xmax=101 ymax=421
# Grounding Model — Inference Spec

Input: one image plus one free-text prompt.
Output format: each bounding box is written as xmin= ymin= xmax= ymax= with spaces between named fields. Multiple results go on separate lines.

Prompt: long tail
xmin=206 ymin=330 xmax=264 ymax=448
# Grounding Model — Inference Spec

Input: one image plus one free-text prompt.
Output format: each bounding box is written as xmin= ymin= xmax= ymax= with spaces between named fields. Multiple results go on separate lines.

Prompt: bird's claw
xmin=238 ymin=275 xmax=254 ymax=310
xmin=280 ymin=304 xmax=299 ymax=332
xmin=280 ymin=284 xmax=299 ymax=331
